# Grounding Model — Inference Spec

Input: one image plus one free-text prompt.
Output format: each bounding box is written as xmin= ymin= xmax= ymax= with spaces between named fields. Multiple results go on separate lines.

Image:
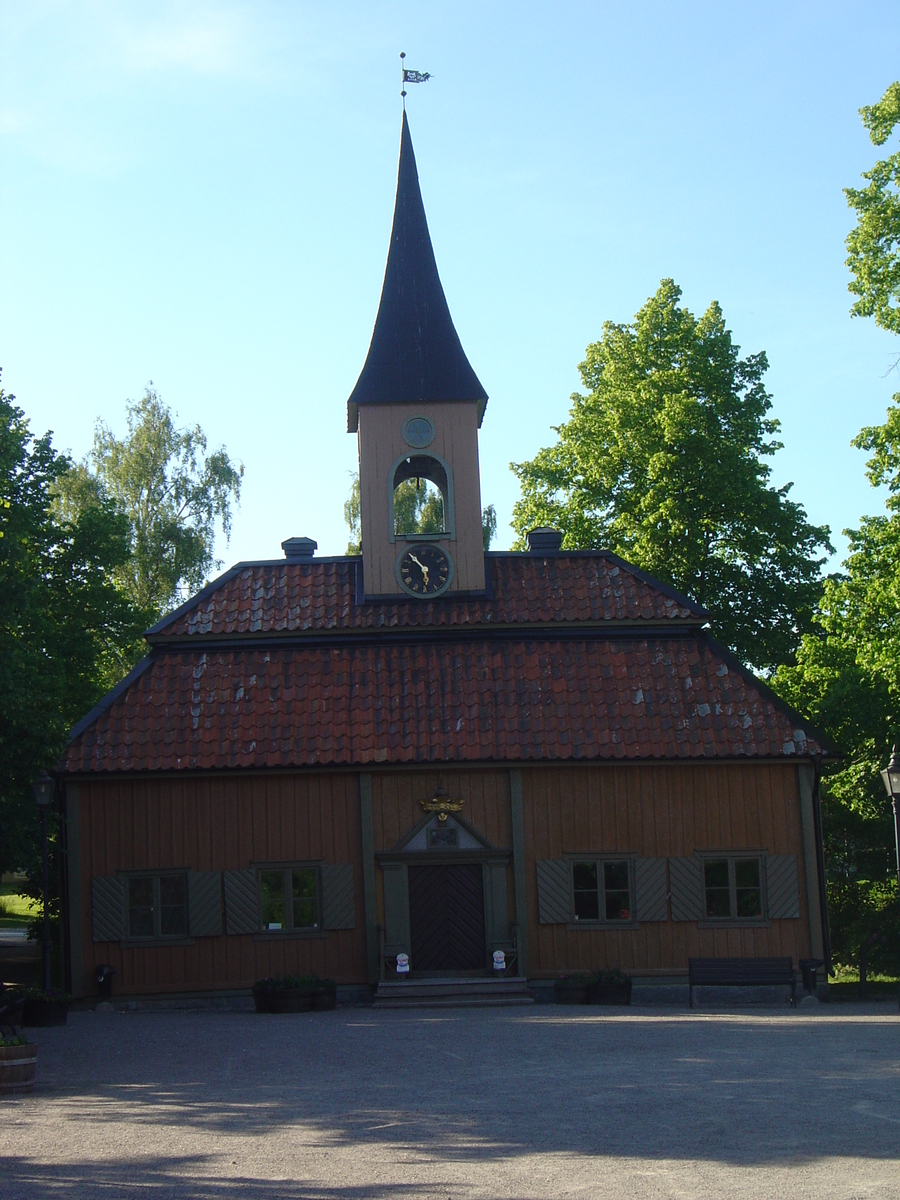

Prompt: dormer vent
xmin=526 ymin=527 xmax=564 ymax=553
xmin=282 ymin=536 xmax=317 ymax=561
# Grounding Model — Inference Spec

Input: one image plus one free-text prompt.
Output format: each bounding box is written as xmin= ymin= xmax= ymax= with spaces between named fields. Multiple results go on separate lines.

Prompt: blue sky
xmin=2 ymin=1 xmax=899 ymax=571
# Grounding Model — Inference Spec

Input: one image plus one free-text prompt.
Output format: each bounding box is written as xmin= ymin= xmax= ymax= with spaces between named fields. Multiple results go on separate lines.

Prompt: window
xmin=126 ymin=873 xmax=188 ymax=939
xmin=703 ymin=857 xmax=763 ymax=921
xmin=258 ymin=866 xmax=319 ymax=932
xmin=390 ymin=453 xmax=454 ymax=539
xmin=571 ymin=859 xmax=632 ymax=922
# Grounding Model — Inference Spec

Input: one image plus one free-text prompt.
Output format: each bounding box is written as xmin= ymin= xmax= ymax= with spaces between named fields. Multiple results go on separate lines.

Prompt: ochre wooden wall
xmin=370 ymin=769 xmax=511 ymax=854
xmin=521 ymin=762 xmax=814 ymax=977
xmin=358 ymin=401 xmax=485 ymax=594
xmin=77 ymin=771 xmax=367 ymax=995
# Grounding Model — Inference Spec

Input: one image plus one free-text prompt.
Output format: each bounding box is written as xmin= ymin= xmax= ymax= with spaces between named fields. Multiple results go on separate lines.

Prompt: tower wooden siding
xmin=358 ymin=401 xmax=485 ymax=594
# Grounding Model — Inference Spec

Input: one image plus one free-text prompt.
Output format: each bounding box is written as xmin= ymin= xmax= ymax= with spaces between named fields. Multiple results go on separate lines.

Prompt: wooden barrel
xmin=0 ymin=1043 xmax=37 ymax=1095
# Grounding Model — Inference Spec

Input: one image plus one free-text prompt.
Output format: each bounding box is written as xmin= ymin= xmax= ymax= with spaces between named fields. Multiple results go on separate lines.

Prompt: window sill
xmin=252 ymin=929 xmax=328 ymax=941
xmin=120 ymin=938 xmax=196 ymax=948
xmin=566 ymin=921 xmax=640 ymax=932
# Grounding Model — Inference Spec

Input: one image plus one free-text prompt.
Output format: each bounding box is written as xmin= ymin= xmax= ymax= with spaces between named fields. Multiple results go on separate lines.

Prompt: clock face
xmin=401 ymin=415 xmax=435 ymax=449
xmin=397 ymin=543 xmax=453 ymax=597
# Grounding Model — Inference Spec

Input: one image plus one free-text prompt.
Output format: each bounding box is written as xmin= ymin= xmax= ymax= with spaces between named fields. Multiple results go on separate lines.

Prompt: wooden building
xmin=57 ymin=113 xmax=831 ymax=1001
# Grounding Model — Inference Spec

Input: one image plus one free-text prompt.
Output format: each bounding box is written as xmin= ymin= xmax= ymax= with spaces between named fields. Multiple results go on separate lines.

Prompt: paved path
xmin=2 ymin=1003 xmax=899 ymax=1199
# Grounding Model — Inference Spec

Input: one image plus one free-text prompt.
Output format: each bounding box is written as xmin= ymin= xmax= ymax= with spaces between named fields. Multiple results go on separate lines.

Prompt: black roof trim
xmin=696 ymin=630 xmax=841 ymax=759
xmin=145 ymin=623 xmax=704 ymax=653
xmin=65 ymin=654 xmax=155 ymax=746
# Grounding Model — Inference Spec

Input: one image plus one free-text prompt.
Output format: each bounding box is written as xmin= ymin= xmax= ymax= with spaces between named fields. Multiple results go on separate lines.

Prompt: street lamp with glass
xmin=31 ymin=770 xmax=54 ymax=992
xmin=878 ymin=746 xmax=900 ymax=1012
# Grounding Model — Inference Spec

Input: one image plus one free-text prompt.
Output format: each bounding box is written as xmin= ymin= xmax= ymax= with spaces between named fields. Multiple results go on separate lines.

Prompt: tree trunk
xmin=859 ymin=943 xmax=868 ymax=999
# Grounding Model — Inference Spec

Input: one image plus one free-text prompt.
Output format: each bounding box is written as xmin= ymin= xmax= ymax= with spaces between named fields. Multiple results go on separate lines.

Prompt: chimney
xmin=526 ymin=527 xmax=564 ymax=553
xmin=282 ymin=536 xmax=317 ymax=561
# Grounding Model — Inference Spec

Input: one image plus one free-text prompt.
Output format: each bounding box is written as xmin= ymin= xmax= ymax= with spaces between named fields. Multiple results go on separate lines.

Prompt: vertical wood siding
xmin=522 ymin=762 xmax=813 ymax=977
xmin=358 ymin=401 xmax=485 ymax=594
xmin=370 ymin=769 xmax=511 ymax=855
xmin=78 ymin=772 xmax=366 ymax=995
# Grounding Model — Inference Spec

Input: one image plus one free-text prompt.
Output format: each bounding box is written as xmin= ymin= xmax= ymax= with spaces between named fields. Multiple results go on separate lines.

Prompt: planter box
xmin=0 ymin=1043 xmax=37 ymax=1095
xmin=257 ymin=988 xmax=314 ymax=1014
xmin=588 ymin=979 xmax=633 ymax=1006
xmin=311 ymin=987 xmax=337 ymax=1012
xmin=22 ymin=999 xmax=68 ymax=1027
xmin=554 ymin=981 xmax=589 ymax=1005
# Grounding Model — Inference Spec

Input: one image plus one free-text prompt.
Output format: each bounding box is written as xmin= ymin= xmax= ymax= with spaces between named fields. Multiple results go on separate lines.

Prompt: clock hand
xmin=409 ymin=553 xmax=430 ymax=584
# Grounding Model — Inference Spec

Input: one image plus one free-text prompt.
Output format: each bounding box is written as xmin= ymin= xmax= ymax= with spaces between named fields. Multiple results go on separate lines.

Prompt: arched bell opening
xmin=389 ymin=452 xmax=455 ymax=540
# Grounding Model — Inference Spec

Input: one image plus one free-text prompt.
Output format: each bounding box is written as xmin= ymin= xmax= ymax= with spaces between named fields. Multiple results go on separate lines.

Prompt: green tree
xmin=57 ymin=387 xmax=243 ymax=621
xmin=845 ymin=82 xmax=900 ymax=334
xmin=344 ymin=473 xmax=498 ymax=554
xmin=510 ymin=280 xmax=832 ymax=671
xmin=774 ymin=404 xmax=900 ymax=976
xmin=0 ymin=383 xmax=143 ymax=879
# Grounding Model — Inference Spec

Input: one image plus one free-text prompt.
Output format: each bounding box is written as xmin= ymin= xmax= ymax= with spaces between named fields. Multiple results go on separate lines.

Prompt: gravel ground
xmin=1 ymin=1001 xmax=899 ymax=1199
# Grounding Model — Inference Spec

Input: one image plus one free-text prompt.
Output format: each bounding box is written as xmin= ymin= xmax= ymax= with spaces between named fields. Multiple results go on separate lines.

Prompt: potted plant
xmin=0 ymin=1035 xmax=37 ymax=1095
xmin=587 ymin=969 xmax=633 ymax=1006
xmin=311 ymin=977 xmax=337 ymax=1011
xmin=252 ymin=974 xmax=318 ymax=1014
xmin=554 ymin=972 xmax=592 ymax=1005
xmin=22 ymin=986 xmax=71 ymax=1027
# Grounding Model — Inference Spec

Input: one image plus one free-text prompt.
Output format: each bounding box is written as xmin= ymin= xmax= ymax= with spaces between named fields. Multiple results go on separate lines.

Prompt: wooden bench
xmin=688 ymin=957 xmax=796 ymax=1008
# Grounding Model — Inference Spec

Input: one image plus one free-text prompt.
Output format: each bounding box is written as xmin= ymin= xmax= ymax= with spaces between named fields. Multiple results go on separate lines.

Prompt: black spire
xmin=347 ymin=112 xmax=488 ymax=432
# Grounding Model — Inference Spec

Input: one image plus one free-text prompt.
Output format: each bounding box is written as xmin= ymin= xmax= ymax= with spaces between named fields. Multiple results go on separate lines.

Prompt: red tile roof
xmin=63 ymin=635 xmax=825 ymax=773
xmin=150 ymin=554 xmax=702 ymax=640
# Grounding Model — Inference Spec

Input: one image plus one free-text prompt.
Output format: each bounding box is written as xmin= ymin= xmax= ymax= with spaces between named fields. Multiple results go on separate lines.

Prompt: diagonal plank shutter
xmin=92 ymin=875 xmax=125 ymax=942
xmin=668 ymin=856 xmax=704 ymax=921
xmin=766 ymin=854 xmax=800 ymax=919
xmin=634 ymin=858 xmax=668 ymax=922
xmin=536 ymin=860 xmax=571 ymax=924
xmin=321 ymin=864 xmax=356 ymax=930
xmin=189 ymin=871 xmax=223 ymax=937
xmin=224 ymin=869 xmax=260 ymax=934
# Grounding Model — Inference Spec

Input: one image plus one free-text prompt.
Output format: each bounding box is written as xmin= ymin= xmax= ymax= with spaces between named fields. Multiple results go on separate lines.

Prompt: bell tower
xmin=348 ymin=112 xmax=488 ymax=598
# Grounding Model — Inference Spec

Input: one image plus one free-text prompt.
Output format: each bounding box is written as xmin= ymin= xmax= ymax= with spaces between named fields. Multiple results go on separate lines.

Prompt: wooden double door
xmin=408 ymin=863 xmax=486 ymax=972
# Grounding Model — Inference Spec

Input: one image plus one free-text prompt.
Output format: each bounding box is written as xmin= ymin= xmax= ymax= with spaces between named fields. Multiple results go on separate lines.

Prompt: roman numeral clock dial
xmin=397 ymin=544 xmax=453 ymax=597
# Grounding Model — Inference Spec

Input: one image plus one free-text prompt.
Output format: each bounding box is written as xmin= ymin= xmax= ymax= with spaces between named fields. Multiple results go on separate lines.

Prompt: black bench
xmin=688 ymin=957 xmax=796 ymax=1008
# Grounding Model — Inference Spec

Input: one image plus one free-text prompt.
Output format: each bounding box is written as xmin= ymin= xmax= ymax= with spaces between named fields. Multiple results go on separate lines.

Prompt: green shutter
xmin=381 ymin=863 xmax=410 ymax=955
xmin=224 ymin=869 xmax=260 ymax=934
xmin=669 ymin=856 xmax=704 ymax=921
xmin=634 ymin=858 xmax=668 ymax=922
xmin=536 ymin=860 xmax=571 ymax=924
xmin=766 ymin=854 xmax=800 ymax=919
xmin=92 ymin=875 xmax=125 ymax=942
xmin=321 ymin=864 xmax=356 ymax=930
xmin=188 ymin=871 xmax=223 ymax=937
xmin=484 ymin=861 xmax=511 ymax=947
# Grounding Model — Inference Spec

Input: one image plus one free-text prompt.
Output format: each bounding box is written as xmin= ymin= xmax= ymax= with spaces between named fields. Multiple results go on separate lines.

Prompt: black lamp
xmin=879 ymin=746 xmax=900 ymax=1013
xmin=31 ymin=771 xmax=54 ymax=992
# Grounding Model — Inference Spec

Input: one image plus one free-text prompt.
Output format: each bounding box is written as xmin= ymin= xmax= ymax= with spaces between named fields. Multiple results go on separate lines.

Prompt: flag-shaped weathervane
xmin=400 ymin=52 xmax=431 ymax=107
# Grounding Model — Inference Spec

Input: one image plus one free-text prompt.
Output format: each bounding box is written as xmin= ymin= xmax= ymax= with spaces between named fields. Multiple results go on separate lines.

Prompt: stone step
xmin=374 ymin=994 xmax=534 ymax=1009
xmin=374 ymin=976 xmax=533 ymax=1008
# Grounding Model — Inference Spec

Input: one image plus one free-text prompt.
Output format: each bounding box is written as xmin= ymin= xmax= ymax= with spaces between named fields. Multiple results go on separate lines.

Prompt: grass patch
xmin=0 ymin=885 xmax=38 ymax=929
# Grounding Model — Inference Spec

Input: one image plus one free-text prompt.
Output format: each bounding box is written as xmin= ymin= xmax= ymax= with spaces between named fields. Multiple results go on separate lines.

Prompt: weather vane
xmin=400 ymin=51 xmax=431 ymax=110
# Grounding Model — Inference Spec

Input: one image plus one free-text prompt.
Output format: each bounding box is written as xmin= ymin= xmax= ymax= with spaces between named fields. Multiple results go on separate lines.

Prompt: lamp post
xmin=31 ymin=771 xmax=54 ymax=992
xmin=879 ymin=746 xmax=900 ymax=1013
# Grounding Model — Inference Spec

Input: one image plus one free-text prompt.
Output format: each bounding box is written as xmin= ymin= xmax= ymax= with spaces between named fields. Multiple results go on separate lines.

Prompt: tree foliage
xmin=0 ymin=383 xmax=143 ymax=877
xmin=845 ymin=82 xmax=900 ymax=334
xmin=57 ymin=387 xmax=243 ymax=621
xmin=773 ymin=403 xmax=900 ymax=975
xmin=510 ymin=280 xmax=832 ymax=671
xmin=344 ymin=473 xmax=497 ymax=554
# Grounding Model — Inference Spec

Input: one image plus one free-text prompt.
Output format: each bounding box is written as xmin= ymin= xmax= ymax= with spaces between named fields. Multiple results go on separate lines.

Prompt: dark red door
xmin=408 ymin=864 xmax=486 ymax=972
